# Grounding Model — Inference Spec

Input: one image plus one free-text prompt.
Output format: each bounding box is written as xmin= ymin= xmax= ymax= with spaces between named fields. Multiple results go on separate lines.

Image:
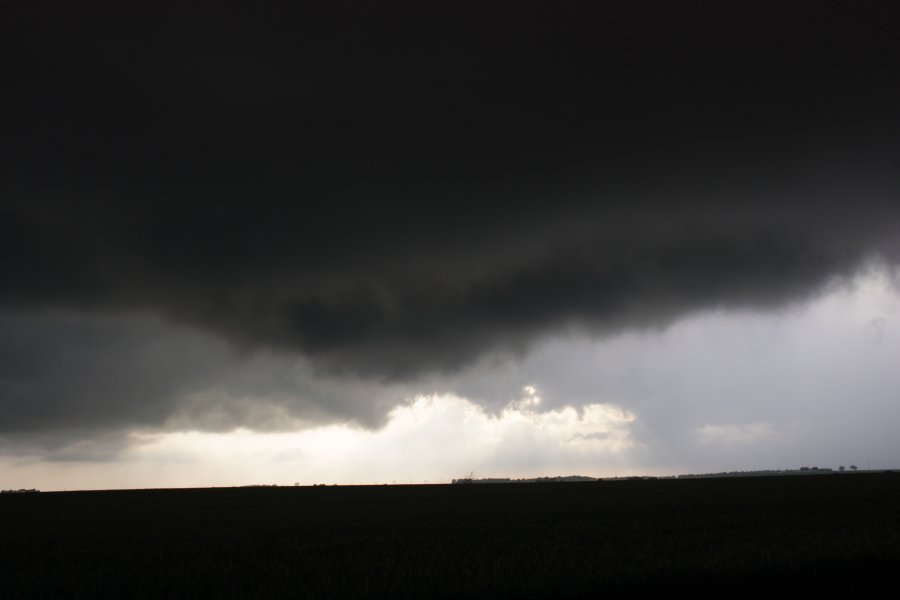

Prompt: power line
xmin=828 ymin=0 xmax=900 ymax=43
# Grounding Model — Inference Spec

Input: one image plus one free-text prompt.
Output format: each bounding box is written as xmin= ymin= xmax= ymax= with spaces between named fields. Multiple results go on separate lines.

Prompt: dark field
xmin=4 ymin=474 xmax=900 ymax=598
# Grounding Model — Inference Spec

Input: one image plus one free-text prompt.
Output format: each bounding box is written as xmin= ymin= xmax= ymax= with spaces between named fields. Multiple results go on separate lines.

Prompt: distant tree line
xmin=452 ymin=475 xmax=596 ymax=484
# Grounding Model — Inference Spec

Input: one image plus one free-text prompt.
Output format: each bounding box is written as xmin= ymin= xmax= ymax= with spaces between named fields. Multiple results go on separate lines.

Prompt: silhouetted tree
xmin=454 ymin=471 xmax=475 ymax=484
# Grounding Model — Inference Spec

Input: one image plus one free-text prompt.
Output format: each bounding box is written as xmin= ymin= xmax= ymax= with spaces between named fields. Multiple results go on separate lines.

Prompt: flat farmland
xmin=3 ymin=473 xmax=900 ymax=598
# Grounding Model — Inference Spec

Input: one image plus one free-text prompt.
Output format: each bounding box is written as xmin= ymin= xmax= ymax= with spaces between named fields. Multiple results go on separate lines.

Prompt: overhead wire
xmin=828 ymin=0 xmax=900 ymax=43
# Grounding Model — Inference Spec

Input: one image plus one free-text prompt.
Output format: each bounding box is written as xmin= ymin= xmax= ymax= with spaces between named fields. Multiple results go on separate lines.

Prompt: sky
xmin=2 ymin=1 xmax=900 ymax=490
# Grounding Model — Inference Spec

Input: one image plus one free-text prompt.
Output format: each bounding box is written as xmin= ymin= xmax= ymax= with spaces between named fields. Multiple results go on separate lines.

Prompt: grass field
xmin=3 ymin=473 xmax=900 ymax=598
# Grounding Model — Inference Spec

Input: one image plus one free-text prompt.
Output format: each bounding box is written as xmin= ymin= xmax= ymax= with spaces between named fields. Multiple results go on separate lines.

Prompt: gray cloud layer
xmin=2 ymin=2 xmax=900 ymax=442
xmin=0 ymin=310 xmax=413 ymax=457
xmin=4 ymin=265 xmax=897 ymax=470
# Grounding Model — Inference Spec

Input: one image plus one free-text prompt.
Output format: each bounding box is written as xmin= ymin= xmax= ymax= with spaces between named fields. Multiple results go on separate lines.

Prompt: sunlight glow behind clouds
xmin=135 ymin=392 xmax=635 ymax=487
xmin=0 ymin=393 xmax=635 ymax=490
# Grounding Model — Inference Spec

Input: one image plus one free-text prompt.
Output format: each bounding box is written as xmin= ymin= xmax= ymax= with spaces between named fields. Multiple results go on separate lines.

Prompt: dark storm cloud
xmin=0 ymin=311 xmax=409 ymax=452
xmin=2 ymin=2 xmax=900 ymax=410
